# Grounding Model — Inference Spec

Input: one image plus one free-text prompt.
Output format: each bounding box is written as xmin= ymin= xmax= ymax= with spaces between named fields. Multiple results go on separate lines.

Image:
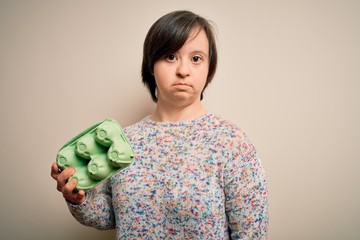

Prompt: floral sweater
xmin=67 ymin=113 xmax=269 ymax=239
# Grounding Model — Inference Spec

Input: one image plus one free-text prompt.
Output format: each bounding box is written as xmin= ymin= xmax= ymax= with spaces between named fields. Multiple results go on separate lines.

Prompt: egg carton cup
xmin=56 ymin=119 xmax=134 ymax=191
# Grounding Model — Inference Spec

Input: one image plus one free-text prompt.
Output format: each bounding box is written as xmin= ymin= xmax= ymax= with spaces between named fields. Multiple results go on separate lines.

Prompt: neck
xmin=151 ymin=101 xmax=207 ymax=123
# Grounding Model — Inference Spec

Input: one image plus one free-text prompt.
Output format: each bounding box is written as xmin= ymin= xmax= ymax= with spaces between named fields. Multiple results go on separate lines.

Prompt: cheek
xmin=153 ymin=63 xmax=163 ymax=84
xmin=153 ymin=62 xmax=168 ymax=82
xmin=197 ymin=66 xmax=209 ymax=87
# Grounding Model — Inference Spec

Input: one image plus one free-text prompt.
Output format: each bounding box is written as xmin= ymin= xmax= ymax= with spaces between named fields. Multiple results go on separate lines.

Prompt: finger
xmin=66 ymin=189 xmax=86 ymax=205
xmin=77 ymin=189 xmax=85 ymax=197
xmin=57 ymin=167 xmax=75 ymax=184
xmin=76 ymin=190 xmax=86 ymax=201
xmin=57 ymin=168 xmax=75 ymax=192
xmin=63 ymin=179 xmax=78 ymax=196
xmin=50 ymin=163 xmax=60 ymax=180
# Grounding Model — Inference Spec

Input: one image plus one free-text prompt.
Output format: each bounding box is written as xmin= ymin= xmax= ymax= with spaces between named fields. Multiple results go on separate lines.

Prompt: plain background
xmin=0 ymin=0 xmax=359 ymax=239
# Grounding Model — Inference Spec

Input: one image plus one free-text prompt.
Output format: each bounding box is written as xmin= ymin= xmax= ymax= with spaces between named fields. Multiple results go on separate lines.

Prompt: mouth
xmin=173 ymin=82 xmax=191 ymax=87
xmin=172 ymin=83 xmax=191 ymax=90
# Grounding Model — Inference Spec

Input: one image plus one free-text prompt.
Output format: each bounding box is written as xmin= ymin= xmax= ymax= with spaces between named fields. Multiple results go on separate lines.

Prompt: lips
xmin=173 ymin=82 xmax=191 ymax=87
xmin=172 ymin=83 xmax=192 ymax=91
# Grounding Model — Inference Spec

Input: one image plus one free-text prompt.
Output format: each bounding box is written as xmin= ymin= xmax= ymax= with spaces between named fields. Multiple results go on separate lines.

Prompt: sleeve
xmin=66 ymin=178 xmax=115 ymax=230
xmin=223 ymin=133 xmax=269 ymax=239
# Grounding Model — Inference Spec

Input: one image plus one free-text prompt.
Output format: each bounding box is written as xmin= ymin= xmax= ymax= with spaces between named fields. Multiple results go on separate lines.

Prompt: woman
xmin=51 ymin=10 xmax=269 ymax=239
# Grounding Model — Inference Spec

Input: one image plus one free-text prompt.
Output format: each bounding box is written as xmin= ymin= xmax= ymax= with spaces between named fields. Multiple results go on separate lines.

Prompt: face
xmin=153 ymin=28 xmax=210 ymax=106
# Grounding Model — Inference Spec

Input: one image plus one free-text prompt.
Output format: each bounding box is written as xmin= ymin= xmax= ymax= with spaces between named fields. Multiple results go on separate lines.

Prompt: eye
xmin=192 ymin=55 xmax=203 ymax=63
xmin=166 ymin=54 xmax=177 ymax=62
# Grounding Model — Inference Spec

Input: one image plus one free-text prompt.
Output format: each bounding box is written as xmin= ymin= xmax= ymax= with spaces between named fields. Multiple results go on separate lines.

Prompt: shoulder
xmin=210 ymin=114 xmax=242 ymax=134
xmin=209 ymin=114 xmax=256 ymax=158
xmin=209 ymin=114 xmax=249 ymax=143
xmin=123 ymin=116 xmax=150 ymax=141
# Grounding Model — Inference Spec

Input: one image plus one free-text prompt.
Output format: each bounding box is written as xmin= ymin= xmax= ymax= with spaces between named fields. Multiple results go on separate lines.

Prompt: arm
xmin=223 ymin=139 xmax=269 ymax=239
xmin=51 ymin=163 xmax=115 ymax=230
xmin=67 ymin=177 xmax=115 ymax=230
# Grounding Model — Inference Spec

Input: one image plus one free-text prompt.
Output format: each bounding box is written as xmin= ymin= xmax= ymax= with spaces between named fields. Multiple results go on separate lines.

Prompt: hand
xmin=51 ymin=163 xmax=86 ymax=204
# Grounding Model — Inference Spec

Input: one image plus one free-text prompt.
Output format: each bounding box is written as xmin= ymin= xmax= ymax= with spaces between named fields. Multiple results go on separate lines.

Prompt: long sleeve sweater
xmin=67 ymin=113 xmax=269 ymax=239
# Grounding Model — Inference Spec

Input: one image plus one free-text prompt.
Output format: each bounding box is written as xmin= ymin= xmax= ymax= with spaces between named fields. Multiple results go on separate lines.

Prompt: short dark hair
xmin=141 ymin=10 xmax=218 ymax=102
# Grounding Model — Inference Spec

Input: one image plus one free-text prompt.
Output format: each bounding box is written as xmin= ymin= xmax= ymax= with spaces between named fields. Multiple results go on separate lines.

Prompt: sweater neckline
xmin=143 ymin=113 xmax=214 ymax=128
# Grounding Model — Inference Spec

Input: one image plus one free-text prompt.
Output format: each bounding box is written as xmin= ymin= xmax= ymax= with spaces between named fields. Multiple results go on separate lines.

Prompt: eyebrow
xmin=191 ymin=50 xmax=208 ymax=57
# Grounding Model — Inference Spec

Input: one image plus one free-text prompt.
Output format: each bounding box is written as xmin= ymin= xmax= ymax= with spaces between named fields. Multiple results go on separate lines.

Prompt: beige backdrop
xmin=0 ymin=0 xmax=359 ymax=239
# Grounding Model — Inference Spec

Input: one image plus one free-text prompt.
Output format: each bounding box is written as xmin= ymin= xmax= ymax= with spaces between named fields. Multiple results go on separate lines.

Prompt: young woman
xmin=51 ymin=10 xmax=269 ymax=239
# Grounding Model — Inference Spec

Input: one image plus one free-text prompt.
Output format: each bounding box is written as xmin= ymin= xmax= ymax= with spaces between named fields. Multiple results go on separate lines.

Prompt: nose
xmin=176 ymin=60 xmax=190 ymax=78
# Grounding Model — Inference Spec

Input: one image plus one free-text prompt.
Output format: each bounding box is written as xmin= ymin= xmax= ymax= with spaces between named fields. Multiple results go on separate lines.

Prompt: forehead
xmin=180 ymin=28 xmax=209 ymax=53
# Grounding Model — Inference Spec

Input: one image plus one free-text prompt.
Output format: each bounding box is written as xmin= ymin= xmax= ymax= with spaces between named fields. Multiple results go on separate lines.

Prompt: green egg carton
xmin=56 ymin=118 xmax=134 ymax=191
